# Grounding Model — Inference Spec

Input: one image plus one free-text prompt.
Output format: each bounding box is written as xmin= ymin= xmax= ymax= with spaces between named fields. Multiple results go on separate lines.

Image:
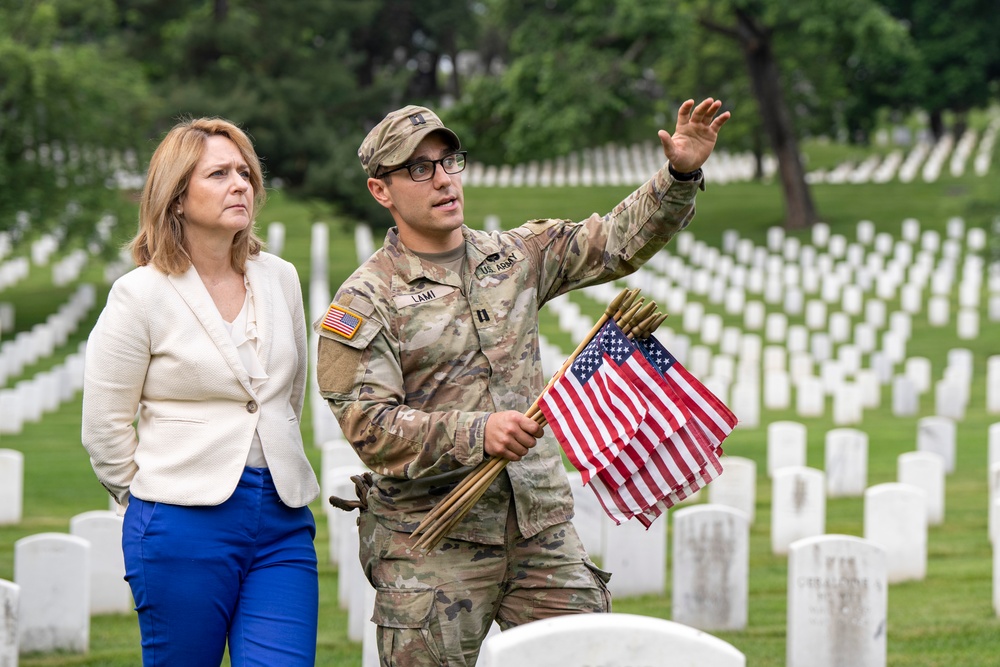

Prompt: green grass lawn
xmin=1 ymin=158 xmax=999 ymax=665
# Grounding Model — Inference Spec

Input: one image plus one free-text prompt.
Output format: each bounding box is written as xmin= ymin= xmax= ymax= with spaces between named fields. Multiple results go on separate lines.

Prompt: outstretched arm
xmin=658 ymin=98 xmax=731 ymax=173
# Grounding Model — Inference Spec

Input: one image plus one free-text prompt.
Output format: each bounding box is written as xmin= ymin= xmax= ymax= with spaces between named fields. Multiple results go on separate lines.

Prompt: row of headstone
xmin=464 ymin=145 xmax=771 ymax=189
xmin=310 ymin=222 xmax=345 ymax=446
xmin=3 ymin=512 xmax=131 ymax=657
xmin=0 ymin=282 xmax=95 ymax=386
xmin=51 ymin=248 xmax=89 ymax=287
xmin=765 ymin=419 xmax=948 ymax=518
xmin=464 ymin=124 xmax=997 ymax=188
xmin=0 ymin=340 xmax=87 ymax=436
xmin=574 ymin=216 xmax=996 ymax=423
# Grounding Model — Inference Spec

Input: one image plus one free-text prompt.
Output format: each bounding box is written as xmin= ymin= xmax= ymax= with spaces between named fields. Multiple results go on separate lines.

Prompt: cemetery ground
xmin=2 ymin=154 xmax=999 ymax=665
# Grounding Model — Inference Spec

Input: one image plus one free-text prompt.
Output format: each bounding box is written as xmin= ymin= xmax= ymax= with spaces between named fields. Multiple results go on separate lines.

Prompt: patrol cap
xmin=358 ymin=105 xmax=461 ymax=178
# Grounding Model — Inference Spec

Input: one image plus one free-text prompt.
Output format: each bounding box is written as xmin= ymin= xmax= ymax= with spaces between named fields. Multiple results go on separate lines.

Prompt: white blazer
xmin=82 ymin=252 xmax=319 ymax=508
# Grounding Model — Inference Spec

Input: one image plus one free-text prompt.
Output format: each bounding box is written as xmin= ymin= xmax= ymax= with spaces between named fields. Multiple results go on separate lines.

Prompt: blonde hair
xmin=130 ymin=117 xmax=265 ymax=274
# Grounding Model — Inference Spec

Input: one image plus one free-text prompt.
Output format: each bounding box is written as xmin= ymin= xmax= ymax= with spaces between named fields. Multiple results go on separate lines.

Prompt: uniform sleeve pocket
xmin=371 ymin=587 xmax=435 ymax=628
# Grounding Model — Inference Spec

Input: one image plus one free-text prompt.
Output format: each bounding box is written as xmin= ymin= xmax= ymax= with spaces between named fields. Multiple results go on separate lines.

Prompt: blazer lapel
xmin=167 ymin=265 xmax=255 ymax=395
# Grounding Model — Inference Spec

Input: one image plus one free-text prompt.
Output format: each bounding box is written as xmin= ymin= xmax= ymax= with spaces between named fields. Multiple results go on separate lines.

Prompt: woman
xmin=82 ymin=117 xmax=320 ymax=666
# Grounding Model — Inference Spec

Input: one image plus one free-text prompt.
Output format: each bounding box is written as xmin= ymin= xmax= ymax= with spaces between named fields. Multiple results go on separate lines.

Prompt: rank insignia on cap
xmin=321 ymin=303 xmax=363 ymax=339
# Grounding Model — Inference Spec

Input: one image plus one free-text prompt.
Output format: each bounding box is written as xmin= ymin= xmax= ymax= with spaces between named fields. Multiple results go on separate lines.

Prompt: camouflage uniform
xmin=317 ymin=163 xmax=703 ymax=666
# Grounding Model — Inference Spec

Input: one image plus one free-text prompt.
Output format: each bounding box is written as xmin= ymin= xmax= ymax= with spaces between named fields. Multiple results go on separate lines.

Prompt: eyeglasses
xmin=379 ymin=151 xmax=467 ymax=182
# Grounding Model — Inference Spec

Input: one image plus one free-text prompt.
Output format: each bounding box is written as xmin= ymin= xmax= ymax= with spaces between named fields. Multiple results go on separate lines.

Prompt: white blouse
xmin=223 ymin=281 xmax=269 ymax=467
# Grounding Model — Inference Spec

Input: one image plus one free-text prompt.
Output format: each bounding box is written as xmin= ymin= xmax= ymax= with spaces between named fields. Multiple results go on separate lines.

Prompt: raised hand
xmin=658 ymin=98 xmax=731 ymax=174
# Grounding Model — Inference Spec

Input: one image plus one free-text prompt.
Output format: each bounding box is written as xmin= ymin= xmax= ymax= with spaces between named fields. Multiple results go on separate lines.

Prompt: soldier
xmin=317 ymin=99 xmax=729 ymax=666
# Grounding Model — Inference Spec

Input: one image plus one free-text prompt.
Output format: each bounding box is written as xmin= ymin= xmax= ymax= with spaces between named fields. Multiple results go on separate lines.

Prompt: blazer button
xmin=246 ymin=400 xmax=258 ymax=414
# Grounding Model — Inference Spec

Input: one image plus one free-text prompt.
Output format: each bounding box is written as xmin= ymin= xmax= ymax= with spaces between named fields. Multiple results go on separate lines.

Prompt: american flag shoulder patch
xmin=321 ymin=303 xmax=363 ymax=339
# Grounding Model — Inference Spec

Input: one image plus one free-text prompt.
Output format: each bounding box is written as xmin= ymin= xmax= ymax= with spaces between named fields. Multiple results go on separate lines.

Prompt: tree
xmin=881 ymin=0 xmax=1000 ymax=138
xmin=0 ymin=0 xmax=151 ymax=242
xmin=691 ymin=0 xmax=915 ymax=229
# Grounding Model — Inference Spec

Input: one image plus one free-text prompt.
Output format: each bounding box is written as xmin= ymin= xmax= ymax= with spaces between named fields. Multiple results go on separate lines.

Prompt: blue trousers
xmin=122 ymin=467 xmax=318 ymax=667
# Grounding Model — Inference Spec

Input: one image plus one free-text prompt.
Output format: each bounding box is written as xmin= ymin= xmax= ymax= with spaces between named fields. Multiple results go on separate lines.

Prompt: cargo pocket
xmin=372 ymin=587 xmax=443 ymax=666
xmin=583 ymin=560 xmax=614 ymax=613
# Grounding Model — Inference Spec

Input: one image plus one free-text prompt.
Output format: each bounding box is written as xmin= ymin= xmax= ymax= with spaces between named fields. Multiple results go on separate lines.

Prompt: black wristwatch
xmin=668 ymin=165 xmax=703 ymax=181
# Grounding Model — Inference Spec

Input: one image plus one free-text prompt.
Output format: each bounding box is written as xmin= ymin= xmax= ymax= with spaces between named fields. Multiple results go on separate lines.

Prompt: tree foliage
xmin=448 ymin=0 xmax=683 ymax=165
xmin=113 ymin=0 xmax=479 ymax=228
xmin=0 ymin=0 xmax=151 ymax=241
xmin=881 ymin=0 xmax=1000 ymax=137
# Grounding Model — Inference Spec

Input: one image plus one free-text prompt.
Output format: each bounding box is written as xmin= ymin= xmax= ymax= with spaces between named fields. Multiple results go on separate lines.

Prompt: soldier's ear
xmin=367 ymin=177 xmax=393 ymax=210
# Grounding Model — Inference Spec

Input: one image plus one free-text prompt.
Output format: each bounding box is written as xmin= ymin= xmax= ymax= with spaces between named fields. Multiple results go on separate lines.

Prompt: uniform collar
xmin=384 ymin=226 xmax=503 ymax=285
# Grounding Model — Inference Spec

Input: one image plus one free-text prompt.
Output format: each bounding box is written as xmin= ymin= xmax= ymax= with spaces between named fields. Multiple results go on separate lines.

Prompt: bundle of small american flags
xmin=538 ymin=316 xmax=736 ymax=527
xmin=410 ymin=287 xmax=737 ymax=549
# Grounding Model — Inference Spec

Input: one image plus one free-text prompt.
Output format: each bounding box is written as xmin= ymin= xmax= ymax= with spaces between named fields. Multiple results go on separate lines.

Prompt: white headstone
xmin=934 ymin=376 xmax=967 ymax=421
xmin=708 ymin=457 xmax=757 ymax=524
xmin=702 ymin=313 xmax=723 ymax=345
xmin=362 ymin=584 xmax=378 ymax=667
xmin=990 ymin=463 xmax=1000 ymax=545
xmin=805 ymin=300 xmax=826 ymax=330
xmin=266 ymin=221 xmax=286 ymax=257
xmin=786 ymin=535 xmax=887 ymax=667
xmin=0 ymin=579 xmax=18 ymax=665
xmin=917 ymin=416 xmax=956 ymax=473
xmin=864 ymin=483 xmax=927 ymax=583
xmin=15 ymin=533 xmax=90 ymax=653
xmin=787 ymin=325 xmax=809 ymax=354
xmin=0 ymin=449 xmax=23 ymax=526
xmin=995 ymin=517 xmax=1000 ymax=617
xmin=771 ymin=467 xmax=826 ymax=555
xmin=990 ymin=424 xmax=1000 ymax=483
xmin=682 ymin=301 xmax=704 ymax=334
xmin=905 ymin=357 xmax=932 ymax=394
xmin=603 ymin=517 xmax=667 ymax=598
xmin=325 ymin=464 xmax=370 ymax=563
xmin=566 ymin=471 xmax=609 ymax=560
xmin=68 ymin=510 xmax=131 ymax=615
xmin=767 ymin=421 xmax=807 ymax=477
xmin=672 ymin=505 xmax=749 ymax=631
xmin=730 ymin=380 xmax=760 ymax=430
xmin=832 ymin=382 xmax=862 ymax=426
xmin=764 ymin=371 xmax=791 ymax=410
xmin=892 ymin=375 xmax=919 ymax=416
xmin=928 ymin=295 xmax=950 ymax=326
xmin=796 ymin=376 xmax=825 ymax=418
xmin=957 ymin=308 xmax=979 ymax=339
xmin=898 ymin=451 xmax=945 ymax=525
xmin=743 ymin=300 xmax=765 ymax=330
xmin=479 ymin=613 xmax=746 ymax=667
xmin=765 ymin=313 xmax=788 ymax=343
xmin=825 ymin=429 xmax=868 ymax=497
xmin=331 ymin=477 xmax=372 ymax=642
xmin=988 ymin=356 xmax=1000 ymax=414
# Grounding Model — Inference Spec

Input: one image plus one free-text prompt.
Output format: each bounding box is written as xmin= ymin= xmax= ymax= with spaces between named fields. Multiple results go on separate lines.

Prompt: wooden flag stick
xmin=409 ymin=457 xmax=504 ymax=537
xmin=410 ymin=286 xmax=634 ymax=549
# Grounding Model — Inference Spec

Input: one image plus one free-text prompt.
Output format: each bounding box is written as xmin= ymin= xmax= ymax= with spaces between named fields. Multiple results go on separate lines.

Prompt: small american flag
xmin=321 ymin=304 xmax=362 ymax=339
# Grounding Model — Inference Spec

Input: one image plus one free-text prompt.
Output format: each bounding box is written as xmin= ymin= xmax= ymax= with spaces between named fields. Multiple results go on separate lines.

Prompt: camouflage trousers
xmin=358 ymin=503 xmax=612 ymax=667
